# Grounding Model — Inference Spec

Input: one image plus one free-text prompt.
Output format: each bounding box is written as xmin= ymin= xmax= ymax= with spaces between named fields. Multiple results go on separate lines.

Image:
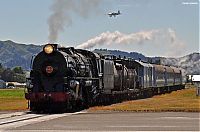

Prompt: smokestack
xmin=48 ymin=0 xmax=101 ymax=43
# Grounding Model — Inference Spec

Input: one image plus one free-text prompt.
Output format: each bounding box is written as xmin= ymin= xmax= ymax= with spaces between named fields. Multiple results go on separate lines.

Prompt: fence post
xmin=196 ymin=83 xmax=200 ymax=96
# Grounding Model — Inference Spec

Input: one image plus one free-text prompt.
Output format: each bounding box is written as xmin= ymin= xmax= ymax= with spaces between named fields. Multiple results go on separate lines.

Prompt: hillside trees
xmin=0 ymin=63 xmax=26 ymax=82
xmin=0 ymin=63 xmax=4 ymax=75
xmin=12 ymin=66 xmax=24 ymax=74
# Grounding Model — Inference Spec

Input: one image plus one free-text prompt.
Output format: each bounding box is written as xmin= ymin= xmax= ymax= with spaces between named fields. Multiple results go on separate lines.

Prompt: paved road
xmin=5 ymin=112 xmax=198 ymax=131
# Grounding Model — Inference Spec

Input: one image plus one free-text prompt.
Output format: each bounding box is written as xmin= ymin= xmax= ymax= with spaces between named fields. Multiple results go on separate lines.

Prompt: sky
xmin=0 ymin=0 xmax=199 ymax=57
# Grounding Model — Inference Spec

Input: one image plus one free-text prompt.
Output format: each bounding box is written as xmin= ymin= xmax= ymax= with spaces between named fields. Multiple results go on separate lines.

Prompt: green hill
xmin=0 ymin=40 xmax=41 ymax=69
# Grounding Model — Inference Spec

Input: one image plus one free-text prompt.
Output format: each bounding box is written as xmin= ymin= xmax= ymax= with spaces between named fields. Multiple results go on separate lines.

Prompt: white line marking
xmin=160 ymin=116 xmax=199 ymax=120
xmin=0 ymin=114 xmax=43 ymax=125
xmin=0 ymin=112 xmax=26 ymax=119
xmin=0 ymin=111 xmax=87 ymax=130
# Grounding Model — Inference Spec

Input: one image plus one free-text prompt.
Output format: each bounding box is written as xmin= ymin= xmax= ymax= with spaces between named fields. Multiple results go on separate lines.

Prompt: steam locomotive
xmin=25 ymin=44 xmax=185 ymax=112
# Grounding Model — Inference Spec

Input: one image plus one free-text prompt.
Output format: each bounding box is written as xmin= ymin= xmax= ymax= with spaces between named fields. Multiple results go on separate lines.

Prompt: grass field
xmin=0 ymin=85 xmax=199 ymax=112
xmin=0 ymin=88 xmax=27 ymax=111
xmin=89 ymin=85 xmax=200 ymax=112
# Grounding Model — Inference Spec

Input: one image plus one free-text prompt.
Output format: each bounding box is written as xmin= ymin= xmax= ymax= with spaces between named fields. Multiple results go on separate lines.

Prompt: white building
xmin=191 ymin=75 xmax=200 ymax=96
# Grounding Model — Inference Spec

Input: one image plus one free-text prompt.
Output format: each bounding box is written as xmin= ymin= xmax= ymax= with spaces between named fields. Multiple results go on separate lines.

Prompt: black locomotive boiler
xmin=25 ymin=44 xmax=185 ymax=112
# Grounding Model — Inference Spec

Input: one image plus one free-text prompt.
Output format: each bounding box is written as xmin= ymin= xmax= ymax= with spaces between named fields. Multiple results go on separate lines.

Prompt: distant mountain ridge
xmin=160 ymin=53 xmax=200 ymax=75
xmin=0 ymin=40 xmax=41 ymax=69
xmin=0 ymin=40 xmax=199 ymax=75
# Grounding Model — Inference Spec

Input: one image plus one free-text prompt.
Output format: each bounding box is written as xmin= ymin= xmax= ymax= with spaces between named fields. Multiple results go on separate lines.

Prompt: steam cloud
xmin=76 ymin=28 xmax=185 ymax=56
xmin=48 ymin=0 xmax=101 ymax=43
xmin=76 ymin=29 xmax=178 ymax=49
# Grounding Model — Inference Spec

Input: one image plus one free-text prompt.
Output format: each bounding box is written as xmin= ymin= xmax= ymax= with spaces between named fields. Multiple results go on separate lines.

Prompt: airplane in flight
xmin=107 ymin=10 xmax=121 ymax=17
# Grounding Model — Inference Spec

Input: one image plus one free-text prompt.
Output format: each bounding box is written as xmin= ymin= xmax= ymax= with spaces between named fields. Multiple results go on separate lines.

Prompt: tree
xmin=0 ymin=63 xmax=3 ymax=69
xmin=1 ymin=68 xmax=15 ymax=81
xmin=0 ymin=66 xmax=26 ymax=83
xmin=0 ymin=63 xmax=4 ymax=79
xmin=14 ymin=73 xmax=26 ymax=83
xmin=12 ymin=66 xmax=24 ymax=74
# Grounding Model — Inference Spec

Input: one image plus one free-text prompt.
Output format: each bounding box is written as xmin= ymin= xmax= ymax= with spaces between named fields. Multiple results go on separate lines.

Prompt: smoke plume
xmin=48 ymin=0 xmax=101 ymax=43
xmin=76 ymin=29 xmax=177 ymax=49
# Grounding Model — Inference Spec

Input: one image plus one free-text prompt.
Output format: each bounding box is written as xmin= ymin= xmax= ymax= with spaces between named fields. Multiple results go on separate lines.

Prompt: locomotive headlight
xmin=44 ymin=44 xmax=54 ymax=54
xmin=46 ymin=66 xmax=54 ymax=74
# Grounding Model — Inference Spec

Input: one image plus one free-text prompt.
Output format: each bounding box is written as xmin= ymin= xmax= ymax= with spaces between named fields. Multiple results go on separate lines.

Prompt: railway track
xmin=0 ymin=111 xmax=87 ymax=130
